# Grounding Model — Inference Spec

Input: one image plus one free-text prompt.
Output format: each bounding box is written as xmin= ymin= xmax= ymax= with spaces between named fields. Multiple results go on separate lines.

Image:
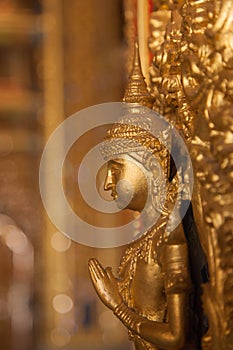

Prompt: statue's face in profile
xmin=104 ymin=158 xmax=148 ymax=212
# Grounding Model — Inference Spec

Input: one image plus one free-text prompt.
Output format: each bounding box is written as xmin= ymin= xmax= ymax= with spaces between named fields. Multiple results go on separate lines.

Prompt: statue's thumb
xmin=106 ymin=266 xmax=115 ymax=281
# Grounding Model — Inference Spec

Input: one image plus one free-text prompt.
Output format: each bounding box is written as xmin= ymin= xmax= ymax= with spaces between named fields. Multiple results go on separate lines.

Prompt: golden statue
xmin=89 ymin=42 xmax=194 ymax=350
xmin=89 ymin=0 xmax=233 ymax=348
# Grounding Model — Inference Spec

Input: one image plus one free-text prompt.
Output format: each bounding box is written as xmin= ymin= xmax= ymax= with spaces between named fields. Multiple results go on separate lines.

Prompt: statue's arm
xmin=89 ymin=242 xmax=191 ymax=349
xmin=113 ymin=242 xmax=190 ymax=348
xmin=114 ymin=292 xmax=188 ymax=349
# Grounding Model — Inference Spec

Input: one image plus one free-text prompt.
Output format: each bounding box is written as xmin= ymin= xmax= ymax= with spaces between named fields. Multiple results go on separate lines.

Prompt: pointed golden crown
xmin=100 ymin=41 xmax=170 ymax=179
xmin=123 ymin=41 xmax=154 ymax=109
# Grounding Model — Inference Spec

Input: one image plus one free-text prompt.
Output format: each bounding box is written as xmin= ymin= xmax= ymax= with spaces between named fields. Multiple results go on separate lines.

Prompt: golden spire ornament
xmin=123 ymin=41 xmax=154 ymax=109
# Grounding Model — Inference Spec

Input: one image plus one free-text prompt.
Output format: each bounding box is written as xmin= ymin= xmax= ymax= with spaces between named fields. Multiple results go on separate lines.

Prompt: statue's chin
xmin=115 ymin=198 xmax=129 ymax=210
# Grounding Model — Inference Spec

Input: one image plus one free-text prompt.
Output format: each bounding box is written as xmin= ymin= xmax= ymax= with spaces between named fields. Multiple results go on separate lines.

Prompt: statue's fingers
xmin=93 ymin=258 xmax=107 ymax=278
xmin=105 ymin=266 xmax=115 ymax=281
xmin=88 ymin=258 xmax=105 ymax=279
xmin=88 ymin=260 xmax=98 ymax=283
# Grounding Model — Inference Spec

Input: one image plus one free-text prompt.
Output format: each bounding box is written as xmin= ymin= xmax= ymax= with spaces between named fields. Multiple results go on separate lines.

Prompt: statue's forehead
xmin=108 ymin=156 xmax=132 ymax=166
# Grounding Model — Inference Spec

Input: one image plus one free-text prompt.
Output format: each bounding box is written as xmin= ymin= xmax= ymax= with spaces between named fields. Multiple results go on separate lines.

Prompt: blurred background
xmin=0 ymin=0 xmax=143 ymax=349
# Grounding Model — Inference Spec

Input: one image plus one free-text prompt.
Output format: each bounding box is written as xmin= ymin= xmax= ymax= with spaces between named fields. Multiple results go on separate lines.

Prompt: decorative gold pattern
xmin=149 ymin=1 xmax=233 ymax=349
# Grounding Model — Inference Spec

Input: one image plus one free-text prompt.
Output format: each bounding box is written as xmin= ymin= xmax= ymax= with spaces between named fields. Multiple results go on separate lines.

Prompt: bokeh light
xmin=52 ymin=294 xmax=74 ymax=314
xmin=51 ymin=231 xmax=71 ymax=252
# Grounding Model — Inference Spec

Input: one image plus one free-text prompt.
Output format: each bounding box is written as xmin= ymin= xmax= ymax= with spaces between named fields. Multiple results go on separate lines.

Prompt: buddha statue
xmin=88 ymin=43 xmax=194 ymax=350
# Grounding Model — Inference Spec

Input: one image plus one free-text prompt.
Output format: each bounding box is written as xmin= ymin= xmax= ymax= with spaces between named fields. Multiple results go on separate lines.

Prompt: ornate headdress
xmin=100 ymin=41 xmax=172 ymax=179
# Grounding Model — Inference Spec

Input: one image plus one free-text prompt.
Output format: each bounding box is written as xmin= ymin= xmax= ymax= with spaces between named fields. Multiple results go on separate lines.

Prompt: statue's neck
xmin=140 ymin=194 xmax=171 ymax=232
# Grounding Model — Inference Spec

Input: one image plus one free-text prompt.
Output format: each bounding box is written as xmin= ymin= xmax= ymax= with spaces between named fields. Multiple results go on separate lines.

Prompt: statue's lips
xmin=114 ymin=197 xmax=131 ymax=210
xmin=111 ymin=193 xmax=118 ymax=200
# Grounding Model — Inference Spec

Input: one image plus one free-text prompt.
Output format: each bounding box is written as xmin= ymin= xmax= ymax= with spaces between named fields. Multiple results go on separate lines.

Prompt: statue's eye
xmin=111 ymin=163 xmax=122 ymax=171
xmin=111 ymin=167 xmax=120 ymax=175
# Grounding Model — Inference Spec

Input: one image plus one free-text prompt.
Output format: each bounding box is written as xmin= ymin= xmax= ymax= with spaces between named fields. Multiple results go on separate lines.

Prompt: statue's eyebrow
xmin=109 ymin=159 xmax=125 ymax=166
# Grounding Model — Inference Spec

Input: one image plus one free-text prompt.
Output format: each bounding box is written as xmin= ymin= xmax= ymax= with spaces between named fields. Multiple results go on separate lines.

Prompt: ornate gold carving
xmin=149 ymin=1 xmax=233 ymax=349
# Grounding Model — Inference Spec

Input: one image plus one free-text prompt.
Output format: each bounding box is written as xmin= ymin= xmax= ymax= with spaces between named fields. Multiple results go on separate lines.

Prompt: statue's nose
xmin=104 ymin=169 xmax=114 ymax=191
